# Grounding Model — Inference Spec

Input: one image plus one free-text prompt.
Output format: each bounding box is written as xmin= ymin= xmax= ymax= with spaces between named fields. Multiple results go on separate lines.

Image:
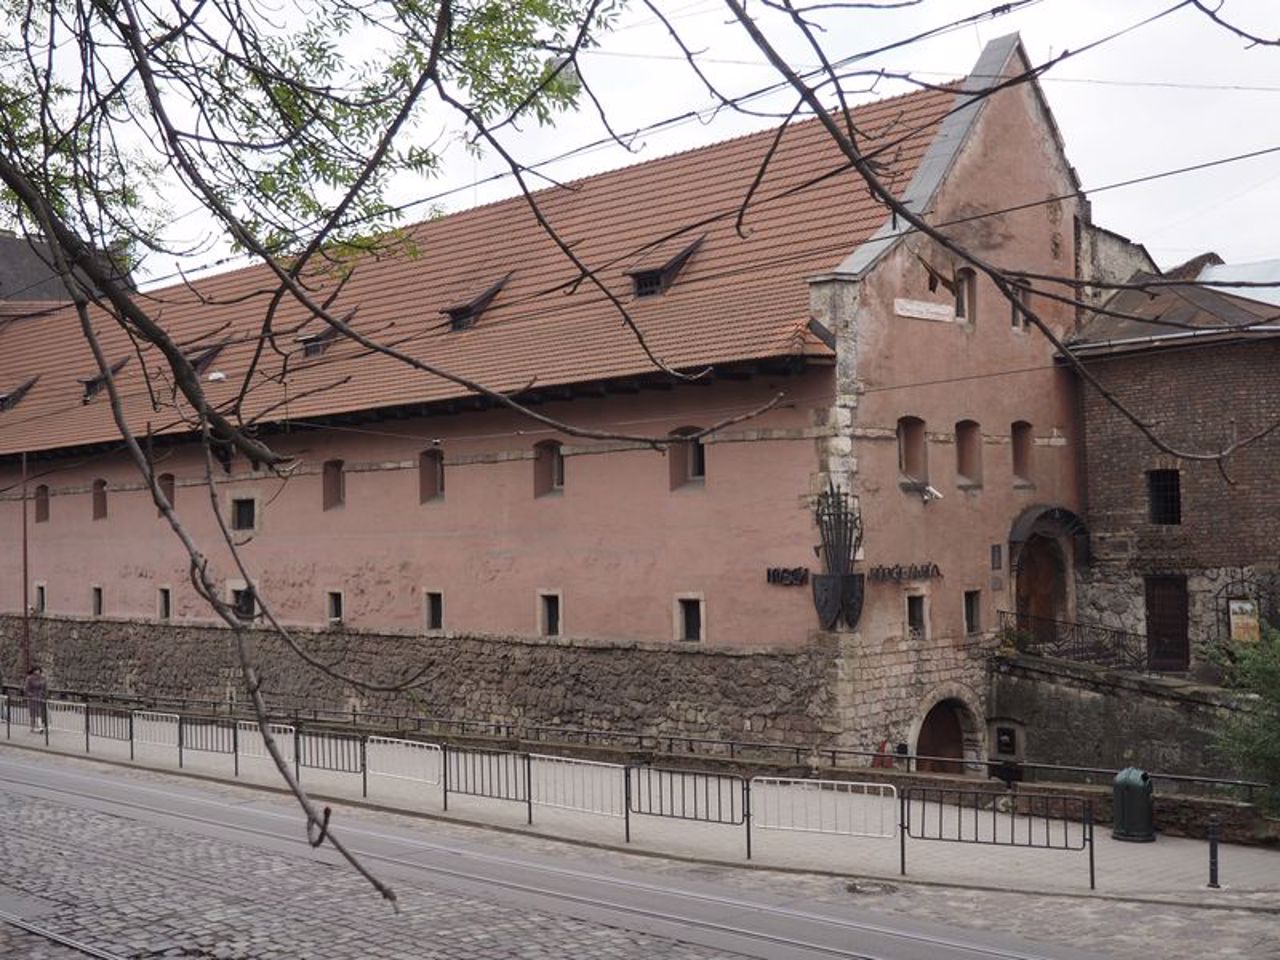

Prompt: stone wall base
xmin=1 ymin=616 xmax=848 ymax=744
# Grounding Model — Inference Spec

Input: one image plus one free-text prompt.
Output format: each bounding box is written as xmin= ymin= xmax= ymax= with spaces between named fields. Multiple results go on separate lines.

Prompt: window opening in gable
xmin=442 ymin=273 xmax=511 ymax=331
xmin=323 ymin=459 xmax=345 ymax=510
xmin=534 ymin=440 xmax=564 ymax=497
xmin=1011 ymin=421 xmax=1033 ymax=484
xmin=1010 ymin=278 xmax=1031 ymax=329
xmin=897 ymin=416 xmax=927 ymax=485
xmin=954 ymin=267 xmax=976 ymax=322
xmin=1148 ymin=469 xmax=1182 ymax=525
xmin=955 ymin=420 xmax=982 ymax=487
xmin=78 ymin=358 xmax=128 ymax=403
xmin=157 ymin=473 xmax=175 ymax=515
xmin=669 ymin=427 xmax=705 ymax=489
xmin=419 ymin=449 xmax=444 ymax=502
xmin=231 ymin=497 xmax=256 ymax=531
xmin=92 ymin=479 xmax=108 ymax=520
xmin=0 ymin=375 xmax=38 ymax=412
xmin=626 ymin=235 xmax=703 ymax=299
xmin=34 ymin=484 xmax=49 ymax=523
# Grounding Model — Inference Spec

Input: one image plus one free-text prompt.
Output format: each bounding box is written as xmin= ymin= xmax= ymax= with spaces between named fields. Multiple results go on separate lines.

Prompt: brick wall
xmin=1081 ymin=339 xmax=1280 ymax=569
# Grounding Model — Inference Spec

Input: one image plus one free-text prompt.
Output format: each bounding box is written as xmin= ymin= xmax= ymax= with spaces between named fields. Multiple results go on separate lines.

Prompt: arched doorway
xmin=1015 ymin=534 xmax=1067 ymax=632
xmin=916 ymin=699 xmax=966 ymax=774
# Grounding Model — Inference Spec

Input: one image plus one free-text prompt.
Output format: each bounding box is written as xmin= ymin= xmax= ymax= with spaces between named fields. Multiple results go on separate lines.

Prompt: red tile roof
xmin=0 ymin=86 xmax=954 ymax=456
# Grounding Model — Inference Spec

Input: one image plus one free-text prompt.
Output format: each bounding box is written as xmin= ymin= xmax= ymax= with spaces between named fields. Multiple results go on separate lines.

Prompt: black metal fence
xmin=4 ymin=685 xmax=1267 ymax=805
xmin=999 ymin=609 xmax=1150 ymax=673
xmin=443 ymin=746 xmax=533 ymax=824
xmin=900 ymin=785 xmax=1095 ymax=889
xmin=626 ymin=767 xmax=751 ymax=856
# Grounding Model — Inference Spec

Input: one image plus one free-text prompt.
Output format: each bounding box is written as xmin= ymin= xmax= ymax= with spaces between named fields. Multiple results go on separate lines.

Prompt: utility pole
xmin=20 ymin=450 xmax=30 ymax=676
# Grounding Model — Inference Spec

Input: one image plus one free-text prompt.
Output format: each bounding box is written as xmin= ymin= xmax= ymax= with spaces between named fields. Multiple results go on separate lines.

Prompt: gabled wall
xmin=811 ymin=42 xmax=1088 ymax=752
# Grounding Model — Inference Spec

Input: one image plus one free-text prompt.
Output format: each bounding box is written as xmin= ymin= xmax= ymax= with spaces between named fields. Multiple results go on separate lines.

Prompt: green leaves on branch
xmin=0 ymin=0 xmax=618 ymax=258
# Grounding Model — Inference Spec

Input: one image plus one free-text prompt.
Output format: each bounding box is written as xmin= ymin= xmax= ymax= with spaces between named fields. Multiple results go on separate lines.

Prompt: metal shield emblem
xmin=812 ymin=574 xmax=842 ymax=630
xmin=841 ymin=573 xmax=865 ymax=629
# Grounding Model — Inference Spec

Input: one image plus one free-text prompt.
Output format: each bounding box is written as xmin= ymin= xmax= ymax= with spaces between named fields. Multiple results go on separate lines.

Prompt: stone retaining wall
xmin=0 ymin=615 xmax=842 ymax=744
xmin=991 ymin=654 xmax=1248 ymax=778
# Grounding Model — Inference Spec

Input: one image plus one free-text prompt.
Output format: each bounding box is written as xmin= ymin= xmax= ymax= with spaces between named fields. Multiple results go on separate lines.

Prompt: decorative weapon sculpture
xmin=812 ymin=483 xmax=865 ymax=630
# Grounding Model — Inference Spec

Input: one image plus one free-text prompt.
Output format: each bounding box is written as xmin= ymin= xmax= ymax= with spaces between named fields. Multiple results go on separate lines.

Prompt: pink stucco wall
xmin=0 ymin=372 xmax=834 ymax=647
xmin=844 ymin=71 xmax=1085 ymax=653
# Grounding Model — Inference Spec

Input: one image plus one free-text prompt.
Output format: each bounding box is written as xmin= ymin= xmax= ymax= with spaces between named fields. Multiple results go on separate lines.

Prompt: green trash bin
xmin=1112 ymin=767 xmax=1155 ymax=842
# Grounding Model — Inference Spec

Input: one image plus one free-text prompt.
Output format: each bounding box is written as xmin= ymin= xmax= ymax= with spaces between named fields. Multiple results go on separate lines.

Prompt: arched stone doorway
xmin=1009 ymin=505 xmax=1088 ymax=641
xmin=911 ymin=689 xmax=983 ymax=774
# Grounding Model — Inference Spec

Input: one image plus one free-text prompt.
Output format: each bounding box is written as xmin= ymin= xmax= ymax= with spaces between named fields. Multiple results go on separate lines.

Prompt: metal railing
xmin=5 ymin=684 xmax=1267 ymax=802
xmin=900 ymin=785 xmax=1095 ymax=889
xmin=999 ymin=609 xmax=1150 ymax=673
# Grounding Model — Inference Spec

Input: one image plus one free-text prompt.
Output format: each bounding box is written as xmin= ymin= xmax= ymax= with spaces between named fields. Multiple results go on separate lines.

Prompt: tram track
xmin=0 ymin=756 xmax=1097 ymax=960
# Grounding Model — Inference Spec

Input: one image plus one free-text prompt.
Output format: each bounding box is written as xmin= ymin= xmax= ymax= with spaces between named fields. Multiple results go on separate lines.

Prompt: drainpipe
xmin=20 ymin=450 xmax=30 ymax=676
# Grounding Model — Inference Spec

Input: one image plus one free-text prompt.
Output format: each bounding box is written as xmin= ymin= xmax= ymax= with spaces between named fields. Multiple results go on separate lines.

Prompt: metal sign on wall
xmin=868 ymin=563 xmax=942 ymax=583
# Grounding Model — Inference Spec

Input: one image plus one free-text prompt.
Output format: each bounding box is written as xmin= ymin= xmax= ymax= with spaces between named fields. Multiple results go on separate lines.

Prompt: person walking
xmin=24 ymin=665 xmax=47 ymax=733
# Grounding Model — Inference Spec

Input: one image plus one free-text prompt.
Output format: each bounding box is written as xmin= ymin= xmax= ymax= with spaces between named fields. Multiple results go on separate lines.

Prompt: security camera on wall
xmin=922 ymin=485 xmax=944 ymax=503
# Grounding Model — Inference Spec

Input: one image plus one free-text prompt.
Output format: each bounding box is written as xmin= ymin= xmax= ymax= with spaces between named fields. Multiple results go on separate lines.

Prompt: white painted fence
xmin=531 ymin=754 xmax=625 ymax=818
xmin=751 ymin=777 xmax=897 ymax=838
xmin=366 ymin=736 xmax=443 ymax=785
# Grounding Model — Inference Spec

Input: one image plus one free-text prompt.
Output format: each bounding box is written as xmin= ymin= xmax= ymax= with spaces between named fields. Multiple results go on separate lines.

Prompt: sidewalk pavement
xmin=5 ymin=723 xmax=1277 ymax=909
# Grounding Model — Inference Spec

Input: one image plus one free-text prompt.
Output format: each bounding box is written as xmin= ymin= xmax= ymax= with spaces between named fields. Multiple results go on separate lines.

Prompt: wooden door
xmin=1145 ymin=575 xmax=1189 ymax=671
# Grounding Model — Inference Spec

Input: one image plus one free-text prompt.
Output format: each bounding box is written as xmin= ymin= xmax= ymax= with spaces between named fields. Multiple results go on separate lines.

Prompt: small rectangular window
xmin=540 ymin=593 xmax=561 ymax=637
xmin=158 ymin=587 xmax=172 ymax=621
xmin=92 ymin=586 xmax=104 ymax=618
xmin=232 ymin=586 xmax=256 ymax=622
xmin=426 ymin=591 xmax=443 ymax=631
xmin=990 ymin=544 xmax=1003 ymax=571
xmin=906 ymin=595 xmax=926 ymax=639
xmin=419 ymin=449 xmax=445 ymax=502
xmin=678 ymin=598 xmax=703 ymax=642
xmin=34 ymin=485 xmax=49 ymax=523
xmin=323 ymin=459 xmax=345 ymax=510
xmin=231 ymin=497 xmax=256 ymax=531
xmin=1011 ymin=279 xmax=1031 ymax=329
xmin=34 ymin=584 xmax=46 ymax=614
xmin=1148 ymin=469 xmax=1182 ymax=525
xmin=964 ymin=590 xmax=982 ymax=635
xmin=157 ymin=473 xmax=176 ymax=516
xmin=1011 ymin=421 xmax=1033 ymax=484
xmin=327 ymin=590 xmax=344 ymax=625
xmin=92 ymin=479 xmax=108 ymax=520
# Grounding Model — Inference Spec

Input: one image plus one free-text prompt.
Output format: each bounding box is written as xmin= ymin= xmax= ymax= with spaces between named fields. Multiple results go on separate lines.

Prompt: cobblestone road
xmin=0 ymin=787 xmax=735 ymax=960
xmin=1 ymin=751 xmax=1277 ymax=960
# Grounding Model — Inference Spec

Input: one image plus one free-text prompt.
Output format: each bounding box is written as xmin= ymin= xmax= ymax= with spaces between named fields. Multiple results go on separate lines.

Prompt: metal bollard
xmin=1207 ymin=814 xmax=1221 ymax=889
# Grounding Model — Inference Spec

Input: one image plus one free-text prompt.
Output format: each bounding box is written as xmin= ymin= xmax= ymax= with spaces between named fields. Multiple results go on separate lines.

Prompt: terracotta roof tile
xmin=0 ymin=86 xmax=955 ymax=456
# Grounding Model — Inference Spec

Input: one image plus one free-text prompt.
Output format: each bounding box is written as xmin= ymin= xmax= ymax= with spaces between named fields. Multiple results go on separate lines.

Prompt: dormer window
xmin=626 ymin=235 xmax=703 ymax=299
xmin=78 ymin=358 xmax=128 ymax=403
xmin=296 ymin=325 xmax=340 ymax=357
xmin=184 ymin=342 xmax=227 ymax=375
xmin=442 ymin=273 xmax=511 ymax=331
xmin=0 ymin=375 xmax=38 ymax=412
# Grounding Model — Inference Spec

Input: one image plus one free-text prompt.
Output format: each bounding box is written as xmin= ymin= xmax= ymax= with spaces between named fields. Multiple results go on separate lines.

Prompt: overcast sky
xmin=154 ymin=0 xmax=1279 ymax=282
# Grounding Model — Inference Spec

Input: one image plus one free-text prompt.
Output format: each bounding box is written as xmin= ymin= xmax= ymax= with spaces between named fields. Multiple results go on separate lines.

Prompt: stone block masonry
xmin=0 ymin=615 xmax=843 ymax=744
